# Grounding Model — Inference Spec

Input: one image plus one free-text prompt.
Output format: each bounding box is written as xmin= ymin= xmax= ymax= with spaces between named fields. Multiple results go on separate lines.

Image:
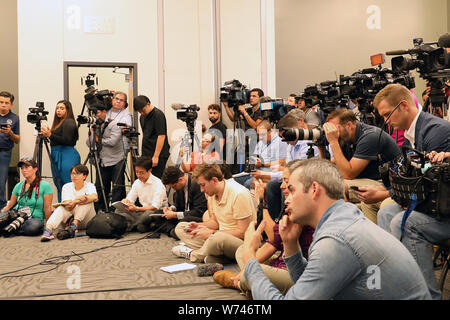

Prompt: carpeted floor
xmin=1 ymin=232 xmax=448 ymax=300
xmin=0 ymin=232 xmax=245 ymax=300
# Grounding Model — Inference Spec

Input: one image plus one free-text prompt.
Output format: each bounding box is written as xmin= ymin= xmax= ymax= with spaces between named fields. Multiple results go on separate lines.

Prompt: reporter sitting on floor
xmin=41 ymin=164 xmax=97 ymax=242
xmin=213 ymin=160 xmax=314 ymax=296
xmin=115 ymin=156 xmax=168 ymax=232
xmin=240 ymin=158 xmax=431 ymax=300
xmin=1 ymin=158 xmax=53 ymax=237
xmin=172 ymin=163 xmax=256 ymax=264
xmin=156 ymin=166 xmax=208 ymax=239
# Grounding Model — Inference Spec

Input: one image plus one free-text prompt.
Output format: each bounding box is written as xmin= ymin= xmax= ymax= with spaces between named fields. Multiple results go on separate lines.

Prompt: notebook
xmin=160 ymin=263 xmax=197 ymax=273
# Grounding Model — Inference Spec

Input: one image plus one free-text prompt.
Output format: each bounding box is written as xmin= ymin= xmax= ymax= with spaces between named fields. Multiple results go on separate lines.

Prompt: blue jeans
xmin=16 ymin=218 xmax=44 ymax=236
xmin=377 ymin=202 xmax=403 ymax=234
xmin=390 ymin=210 xmax=450 ymax=300
xmin=0 ymin=150 xmax=12 ymax=210
xmin=234 ymin=174 xmax=253 ymax=189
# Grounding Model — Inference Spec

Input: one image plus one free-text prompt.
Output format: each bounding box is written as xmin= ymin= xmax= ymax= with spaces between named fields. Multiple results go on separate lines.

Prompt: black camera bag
xmin=388 ymin=146 xmax=450 ymax=221
xmin=86 ymin=212 xmax=128 ymax=239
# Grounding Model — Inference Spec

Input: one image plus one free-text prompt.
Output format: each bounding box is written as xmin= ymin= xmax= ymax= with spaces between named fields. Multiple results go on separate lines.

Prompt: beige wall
xmin=275 ymin=0 xmax=449 ymax=103
xmin=0 ymin=0 xmax=19 ymax=166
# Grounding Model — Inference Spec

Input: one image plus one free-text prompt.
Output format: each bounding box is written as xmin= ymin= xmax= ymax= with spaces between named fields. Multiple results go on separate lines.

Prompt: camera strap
xmin=18 ymin=180 xmax=40 ymax=217
xmin=399 ymin=193 xmax=417 ymax=242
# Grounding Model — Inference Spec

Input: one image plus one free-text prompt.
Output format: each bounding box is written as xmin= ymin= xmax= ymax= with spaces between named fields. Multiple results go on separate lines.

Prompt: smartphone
xmin=0 ymin=124 xmax=9 ymax=129
xmin=350 ymin=186 xmax=361 ymax=192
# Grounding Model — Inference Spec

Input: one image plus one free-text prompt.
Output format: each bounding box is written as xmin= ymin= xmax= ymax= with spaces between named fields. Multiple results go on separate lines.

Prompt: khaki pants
xmin=46 ymin=204 xmax=96 ymax=230
xmin=345 ymin=179 xmax=383 ymax=224
xmin=235 ymin=244 xmax=293 ymax=295
xmin=175 ymin=222 xmax=243 ymax=263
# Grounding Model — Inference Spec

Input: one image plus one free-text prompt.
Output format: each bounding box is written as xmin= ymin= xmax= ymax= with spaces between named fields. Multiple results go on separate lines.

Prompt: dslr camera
xmin=77 ymin=115 xmax=105 ymax=126
xmin=1 ymin=207 xmax=32 ymax=237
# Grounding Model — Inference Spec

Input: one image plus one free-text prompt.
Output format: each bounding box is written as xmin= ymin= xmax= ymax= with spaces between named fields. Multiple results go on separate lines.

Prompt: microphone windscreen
xmin=171 ymin=103 xmax=186 ymax=111
xmin=197 ymin=263 xmax=224 ymax=277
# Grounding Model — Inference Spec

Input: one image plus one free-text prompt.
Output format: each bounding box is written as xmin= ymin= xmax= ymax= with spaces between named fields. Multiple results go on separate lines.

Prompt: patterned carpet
xmin=0 ymin=232 xmax=245 ymax=300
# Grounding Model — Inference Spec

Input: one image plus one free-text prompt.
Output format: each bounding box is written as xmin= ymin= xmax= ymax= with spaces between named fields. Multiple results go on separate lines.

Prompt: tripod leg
xmin=93 ymin=154 xmax=110 ymax=212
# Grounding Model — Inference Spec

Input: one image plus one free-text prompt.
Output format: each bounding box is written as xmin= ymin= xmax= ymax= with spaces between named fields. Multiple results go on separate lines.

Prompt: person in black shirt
xmin=41 ymin=100 xmax=80 ymax=202
xmin=134 ymin=95 xmax=170 ymax=179
xmin=206 ymin=103 xmax=227 ymax=160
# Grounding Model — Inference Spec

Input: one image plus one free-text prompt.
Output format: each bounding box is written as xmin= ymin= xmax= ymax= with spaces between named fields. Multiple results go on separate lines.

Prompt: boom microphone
xmin=386 ymin=50 xmax=410 ymax=56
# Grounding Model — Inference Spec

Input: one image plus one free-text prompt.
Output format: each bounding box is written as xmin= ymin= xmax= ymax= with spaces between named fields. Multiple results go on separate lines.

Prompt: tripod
xmin=175 ymin=122 xmax=201 ymax=169
xmin=84 ymin=121 xmax=110 ymax=212
xmin=32 ymin=124 xmax=62 ymax=195
xmin=112 ymin=133 xmax=140 ymax=191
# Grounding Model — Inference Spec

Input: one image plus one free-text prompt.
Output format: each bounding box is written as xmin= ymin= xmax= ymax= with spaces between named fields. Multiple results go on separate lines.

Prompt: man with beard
xmin=323 ymin=109 xmax=400 ymax=207
xmin=206 ymin=104 xmax=227 ymax=160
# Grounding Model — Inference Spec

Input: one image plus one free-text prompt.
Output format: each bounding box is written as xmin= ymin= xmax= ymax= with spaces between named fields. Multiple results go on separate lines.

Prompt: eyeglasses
xmin=20 ymin=157 xmax=33 ymax=162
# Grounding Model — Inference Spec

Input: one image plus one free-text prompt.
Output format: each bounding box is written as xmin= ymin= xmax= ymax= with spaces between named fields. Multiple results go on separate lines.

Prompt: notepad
xmin=52 ymin=202 xmax=68 ymax=209
xmin=160 ymin=263 xmax=197 ymax=273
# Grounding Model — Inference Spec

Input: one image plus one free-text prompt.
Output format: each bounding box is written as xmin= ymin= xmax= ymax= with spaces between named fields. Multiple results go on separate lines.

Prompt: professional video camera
xmin=380 ymin=146 xmax=450 ymax=221
xmin=387 ymin=33 xmax=450 ymax=108
xmin=171 ymin=103 xmax=200 ymax=133
xmin=84 ymin=87 xmax=114 ymax=112
xmin=77 ymin=115 xmax=105 ymax=126
xmin=1 ymin=207 xmax=32 ymax=237
xmin=260 ymin=97 xmax=295 ymax=124
xmin=220 ymin=80 xmax=251 ymax=108
xmin=117 ymin=123 xmax=140 ymax=138
xmin=27 ymin=102 xmax=49 ymax=128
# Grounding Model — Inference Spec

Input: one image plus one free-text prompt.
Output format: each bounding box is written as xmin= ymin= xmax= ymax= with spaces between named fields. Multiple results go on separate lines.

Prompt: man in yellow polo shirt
xmin=173 ymin=164 xmax=256 ymax=264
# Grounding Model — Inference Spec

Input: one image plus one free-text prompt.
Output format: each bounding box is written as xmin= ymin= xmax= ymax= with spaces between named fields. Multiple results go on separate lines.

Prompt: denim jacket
xmin=244 ymin=200 xmax=431 ymax=300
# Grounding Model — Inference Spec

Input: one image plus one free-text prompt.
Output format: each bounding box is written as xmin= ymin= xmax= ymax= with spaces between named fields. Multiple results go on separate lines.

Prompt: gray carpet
xmin=0 ymin=232 xmax=245 ymax=300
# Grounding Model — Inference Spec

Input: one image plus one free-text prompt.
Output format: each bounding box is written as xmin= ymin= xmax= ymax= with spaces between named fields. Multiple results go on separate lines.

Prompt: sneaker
xmin=172 ymin=245 xmax=193 ymax=259
xmin=41 ymin=228 xmax=54 ymax=242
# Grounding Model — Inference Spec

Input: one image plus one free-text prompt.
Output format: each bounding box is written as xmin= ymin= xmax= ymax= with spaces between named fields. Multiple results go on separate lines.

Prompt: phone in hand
xmin=0 ymin=124 xmax=9 ymax=129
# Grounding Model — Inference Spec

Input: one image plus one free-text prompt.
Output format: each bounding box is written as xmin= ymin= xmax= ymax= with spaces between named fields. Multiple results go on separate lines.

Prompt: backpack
xmin=86 ymin=212 xmax=128 ymax=239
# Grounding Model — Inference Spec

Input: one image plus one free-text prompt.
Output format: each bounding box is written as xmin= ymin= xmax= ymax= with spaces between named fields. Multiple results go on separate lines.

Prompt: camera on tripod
xmin=84 ymin=87 xmax=114 ymax=112
xmin=27 ymin=102 xmax=49 ymax=126
xmin=387 ymin=34 xmax=450 ymax=109
xmin=176 ymin=105 xmax=200 ymax=123
xmin=220 ymin=79 xmax=251 ymax=109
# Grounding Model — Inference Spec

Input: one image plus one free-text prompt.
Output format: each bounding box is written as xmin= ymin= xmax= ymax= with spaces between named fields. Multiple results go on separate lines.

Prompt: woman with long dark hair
xmin=0 ymin=158 xmax=53 ymax=236
xmin=41 ymin=100 xmax=81 ymax=201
